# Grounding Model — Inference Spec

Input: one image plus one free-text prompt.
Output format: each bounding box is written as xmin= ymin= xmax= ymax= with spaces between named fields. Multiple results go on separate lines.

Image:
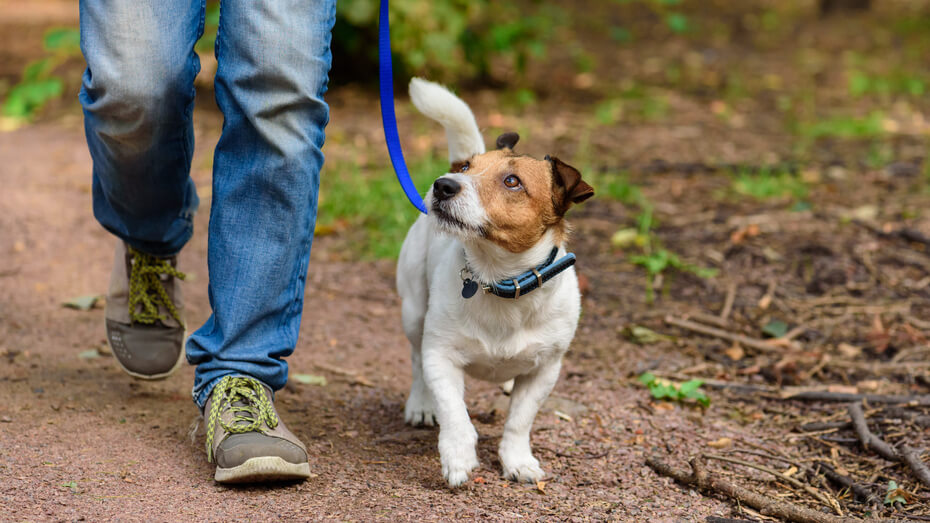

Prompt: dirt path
xmin=0 ymin=103 xmax=745 ymax=521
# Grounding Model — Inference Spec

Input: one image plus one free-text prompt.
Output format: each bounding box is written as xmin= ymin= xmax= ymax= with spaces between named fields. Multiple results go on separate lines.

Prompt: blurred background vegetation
xmin=2 ymin=0 xmax=930 ymax=268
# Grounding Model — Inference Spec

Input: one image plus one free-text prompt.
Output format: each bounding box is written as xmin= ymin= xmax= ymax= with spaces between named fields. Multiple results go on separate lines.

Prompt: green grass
xmin=318 ymin=154 xmax=446 ymax=259
xmin=848 ymin=70 xmax=926 ymax=98
xmin=731 ymin=168 xmax=808 ymax=201
xmin=1 ymin=27 xmax=81 ymax=123
xmin=796 ymin=111 xmax=886 ymax=139
xmin=585 ymin=169 xmax=642 ymax=205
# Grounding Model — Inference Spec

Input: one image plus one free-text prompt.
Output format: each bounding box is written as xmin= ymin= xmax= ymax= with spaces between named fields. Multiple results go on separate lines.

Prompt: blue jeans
xmin=79 ymin=0 xmax=337 ymax=407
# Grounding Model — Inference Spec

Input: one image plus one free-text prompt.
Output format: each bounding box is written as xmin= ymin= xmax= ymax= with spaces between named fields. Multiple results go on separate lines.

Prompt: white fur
xmin=409 ymin=77 xmax=486 ymax=163
xmin=397 ymin=78 xmax=582 ymax=487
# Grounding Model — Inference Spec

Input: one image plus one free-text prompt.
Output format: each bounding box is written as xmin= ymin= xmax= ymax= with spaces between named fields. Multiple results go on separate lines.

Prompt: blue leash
xmin=378 ymin=0 xmax=428 ymax=214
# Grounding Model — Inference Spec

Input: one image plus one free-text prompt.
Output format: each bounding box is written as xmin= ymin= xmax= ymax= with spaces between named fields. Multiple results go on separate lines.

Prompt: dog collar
xmin=460 ymin=247 xmax=576 ymax=300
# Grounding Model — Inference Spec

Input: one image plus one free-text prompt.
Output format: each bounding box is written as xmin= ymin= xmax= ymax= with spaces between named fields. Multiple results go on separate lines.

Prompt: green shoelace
xmin=127 ymin=246 xmax=186 ymax=327
xmin=204 ymin=376 xmax=280 ymax=463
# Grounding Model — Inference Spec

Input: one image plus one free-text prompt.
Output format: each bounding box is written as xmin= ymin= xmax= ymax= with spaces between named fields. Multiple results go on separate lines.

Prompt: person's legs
xmin=80 ymin=0 xmax=203 ymax=256
xmin=80 ymin=0 xmax=204 ymax=379
xmin=186 ymin=0 xmax=337 ymax=408
xmin=186 ymin=0 xmax=336 ymax=482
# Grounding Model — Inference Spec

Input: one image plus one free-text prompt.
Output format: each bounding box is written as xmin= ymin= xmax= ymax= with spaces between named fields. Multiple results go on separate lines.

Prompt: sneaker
xmin=105 ymin=241 xmax=186 ymax=380
xmin=204 ymin=376 xmax=311 ymax=483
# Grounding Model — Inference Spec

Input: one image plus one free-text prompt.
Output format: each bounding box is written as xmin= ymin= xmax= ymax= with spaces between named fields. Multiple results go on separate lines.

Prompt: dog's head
xmin=427 ymin=132 xmax=594 ymax=252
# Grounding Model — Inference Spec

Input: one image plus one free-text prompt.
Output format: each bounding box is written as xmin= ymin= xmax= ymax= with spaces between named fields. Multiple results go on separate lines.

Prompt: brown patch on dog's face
xmin=459 ymin=150 xmax=593 ymax=253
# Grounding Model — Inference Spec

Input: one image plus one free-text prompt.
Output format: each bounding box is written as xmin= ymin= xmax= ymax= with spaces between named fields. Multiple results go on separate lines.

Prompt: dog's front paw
xmin=500 ymin=449 xmax=545 ymax=483
xmin=439 ymin=428 xmax=479 ymax=487
xmin=404 ymin=390 xmax=437 ymax=427
xmin=441 ymin=448 xmax=479 ymax=487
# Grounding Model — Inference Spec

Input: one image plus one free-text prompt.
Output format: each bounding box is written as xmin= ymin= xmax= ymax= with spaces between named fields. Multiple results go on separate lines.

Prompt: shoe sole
xmin=214 ymin=456 xmax=311 ymax=484
xmin=107 ymin=327 xmax=187 ymax=381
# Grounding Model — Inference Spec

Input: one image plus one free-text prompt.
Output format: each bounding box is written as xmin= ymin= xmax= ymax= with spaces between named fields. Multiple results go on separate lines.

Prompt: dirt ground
xmin=0 ymin=106 xmax=733 ymax=521
xmin=4 ymin=1 xmax=930 ymax=522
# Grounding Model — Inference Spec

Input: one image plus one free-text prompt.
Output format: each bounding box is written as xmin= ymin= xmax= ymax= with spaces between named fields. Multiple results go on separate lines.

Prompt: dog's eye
xmin=503 ymin=174 xmax=522 ymax=189
xmin=460 ymin=162 xmax=470 ymax=172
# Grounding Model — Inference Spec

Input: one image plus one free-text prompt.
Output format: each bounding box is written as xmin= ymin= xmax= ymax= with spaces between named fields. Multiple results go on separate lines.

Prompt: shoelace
xmin=204 ymin=376 xmax=280 ymax=463
xmin=127 ymin=246 xmax=186 ymax=327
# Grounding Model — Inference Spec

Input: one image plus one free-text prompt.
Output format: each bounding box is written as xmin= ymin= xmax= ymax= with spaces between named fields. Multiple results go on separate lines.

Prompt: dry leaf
xmin=724 ymin=343 xmax=745 ymax=361
xmin=730 ymin=223 xmax=761 ymax=244
xmin=837 ymin=343 xmax=862 ymax=358
xmin=707 ymin=437 xmax=732 ymax=449
xmin=535 ymin=480 xmax=547 ymax=494
xmin=63 ymin=295 xmax=101 ymax=311
xmin=758 ymin=294 xmax=772 ymax=310
xmin=783 ymin=465 xmax=798 ymax=477
xmin=293 ymin=373 xmax=327 ymax=386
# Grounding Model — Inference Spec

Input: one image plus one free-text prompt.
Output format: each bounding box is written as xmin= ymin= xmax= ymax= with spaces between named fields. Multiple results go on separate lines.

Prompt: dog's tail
xmin=409 ymin=77 xmax=485 ymax=163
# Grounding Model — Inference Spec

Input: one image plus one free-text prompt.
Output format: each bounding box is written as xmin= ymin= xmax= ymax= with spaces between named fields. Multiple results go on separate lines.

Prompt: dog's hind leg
xmin=398 ymin=219 xmax=437 ymax=426
xmin=498 ymin=358 xmax=562 ymax=483
xmin=404 ymin=327 xmax=437 ymax=426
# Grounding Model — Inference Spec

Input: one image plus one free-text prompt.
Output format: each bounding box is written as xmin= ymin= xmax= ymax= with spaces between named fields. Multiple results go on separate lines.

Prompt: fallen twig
xmin=800 ymin=421 xmax=850 ymax=433
xmin=786 ymin=391 xmax=930 ymax=405
xmin=848 ymin=403 xmax=930 ymax=489
xmin=813 ymin=461 xmax=879 ymax=505
xmin=854 ymin=218 xmax=930 ymax=249
xmin=901 ymin=445 xmax=930 ymax=488
xmin=686 ymin=312 xmax=731 ymax=329
xmin=703 ymin=453 xmax=841 ymax=515
xmin=720 ymin=282 xmax=737 ymax=321
xmin=313 ymin=362 xmax=375 ymax=387
xmin=848 ymin=402 xmax=899 ymax=461
xmin=645 ymin=454 xmax=859 ymax=523
xmin=664 ymin=315 xmax=786 ymax=353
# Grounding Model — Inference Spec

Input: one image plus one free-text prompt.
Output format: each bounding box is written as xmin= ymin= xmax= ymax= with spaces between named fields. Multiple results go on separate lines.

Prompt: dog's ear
xmin=548 ymin=156 xmax=594 ymax=215
xmin=496 ymin=132 xmax=519 ymax=150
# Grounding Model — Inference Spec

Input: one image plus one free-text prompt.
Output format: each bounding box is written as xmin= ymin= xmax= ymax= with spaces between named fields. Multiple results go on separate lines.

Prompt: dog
xmin=396 ymin=78 xmax=594 ymax=487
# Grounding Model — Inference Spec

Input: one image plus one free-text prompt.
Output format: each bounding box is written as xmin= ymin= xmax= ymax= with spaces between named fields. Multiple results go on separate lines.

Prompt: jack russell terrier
xmin=397 ymin=78 xmax=594 ymax=487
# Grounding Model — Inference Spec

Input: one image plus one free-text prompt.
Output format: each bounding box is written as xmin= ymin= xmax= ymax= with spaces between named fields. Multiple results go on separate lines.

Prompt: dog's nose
xmin=433 ymin=178 xmax=461 ymax=200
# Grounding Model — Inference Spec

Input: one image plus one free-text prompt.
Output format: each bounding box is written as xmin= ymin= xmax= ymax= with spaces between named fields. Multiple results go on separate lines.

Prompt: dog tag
xmin=461 ymin=279 xmax=479 ymax=299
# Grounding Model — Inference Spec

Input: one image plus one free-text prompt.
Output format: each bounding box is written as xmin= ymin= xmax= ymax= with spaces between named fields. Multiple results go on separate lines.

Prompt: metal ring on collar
xmin=513 ymin=278 xmax=521 ymax=299
xmin=531 ymin=268 xmax=542 ymax=288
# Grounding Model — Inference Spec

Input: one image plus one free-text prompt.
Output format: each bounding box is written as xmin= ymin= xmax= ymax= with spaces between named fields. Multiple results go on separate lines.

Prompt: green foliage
xmin=610 ymin=27 xmax=633 ymax=43
xmin=43 ymin=28 xmax=81 ymax=54
xmin=195 ymin=1 xmax=221 ymax=53
xmin=798 ymin=112 xmax=886 ymax=139
xmin=731 ymin=168 xmax=808 ymax=201
xmin=593 ymin=85 xmax=670 ymax=126
xmin=761 ymin=319 xmax=788 ymax=338
xmin=848 ymin=70 xmax=926 ymax=98
xmin=638 ymin=372 xmax=710 ymax=407
xmin=625 ymin=206 xmax=718 ymax=303
xmin=588 ymin=170 xmax=642 ymax=205
xmin=333 ymin=0 xmax=561 ymax=83
xmin=665 ymin=12 xmax=689 ymax=34
xmin=885 ymin=480 xmax=907 ymax=506
xmin=2 ymin=27 xmax=81 ymax=123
